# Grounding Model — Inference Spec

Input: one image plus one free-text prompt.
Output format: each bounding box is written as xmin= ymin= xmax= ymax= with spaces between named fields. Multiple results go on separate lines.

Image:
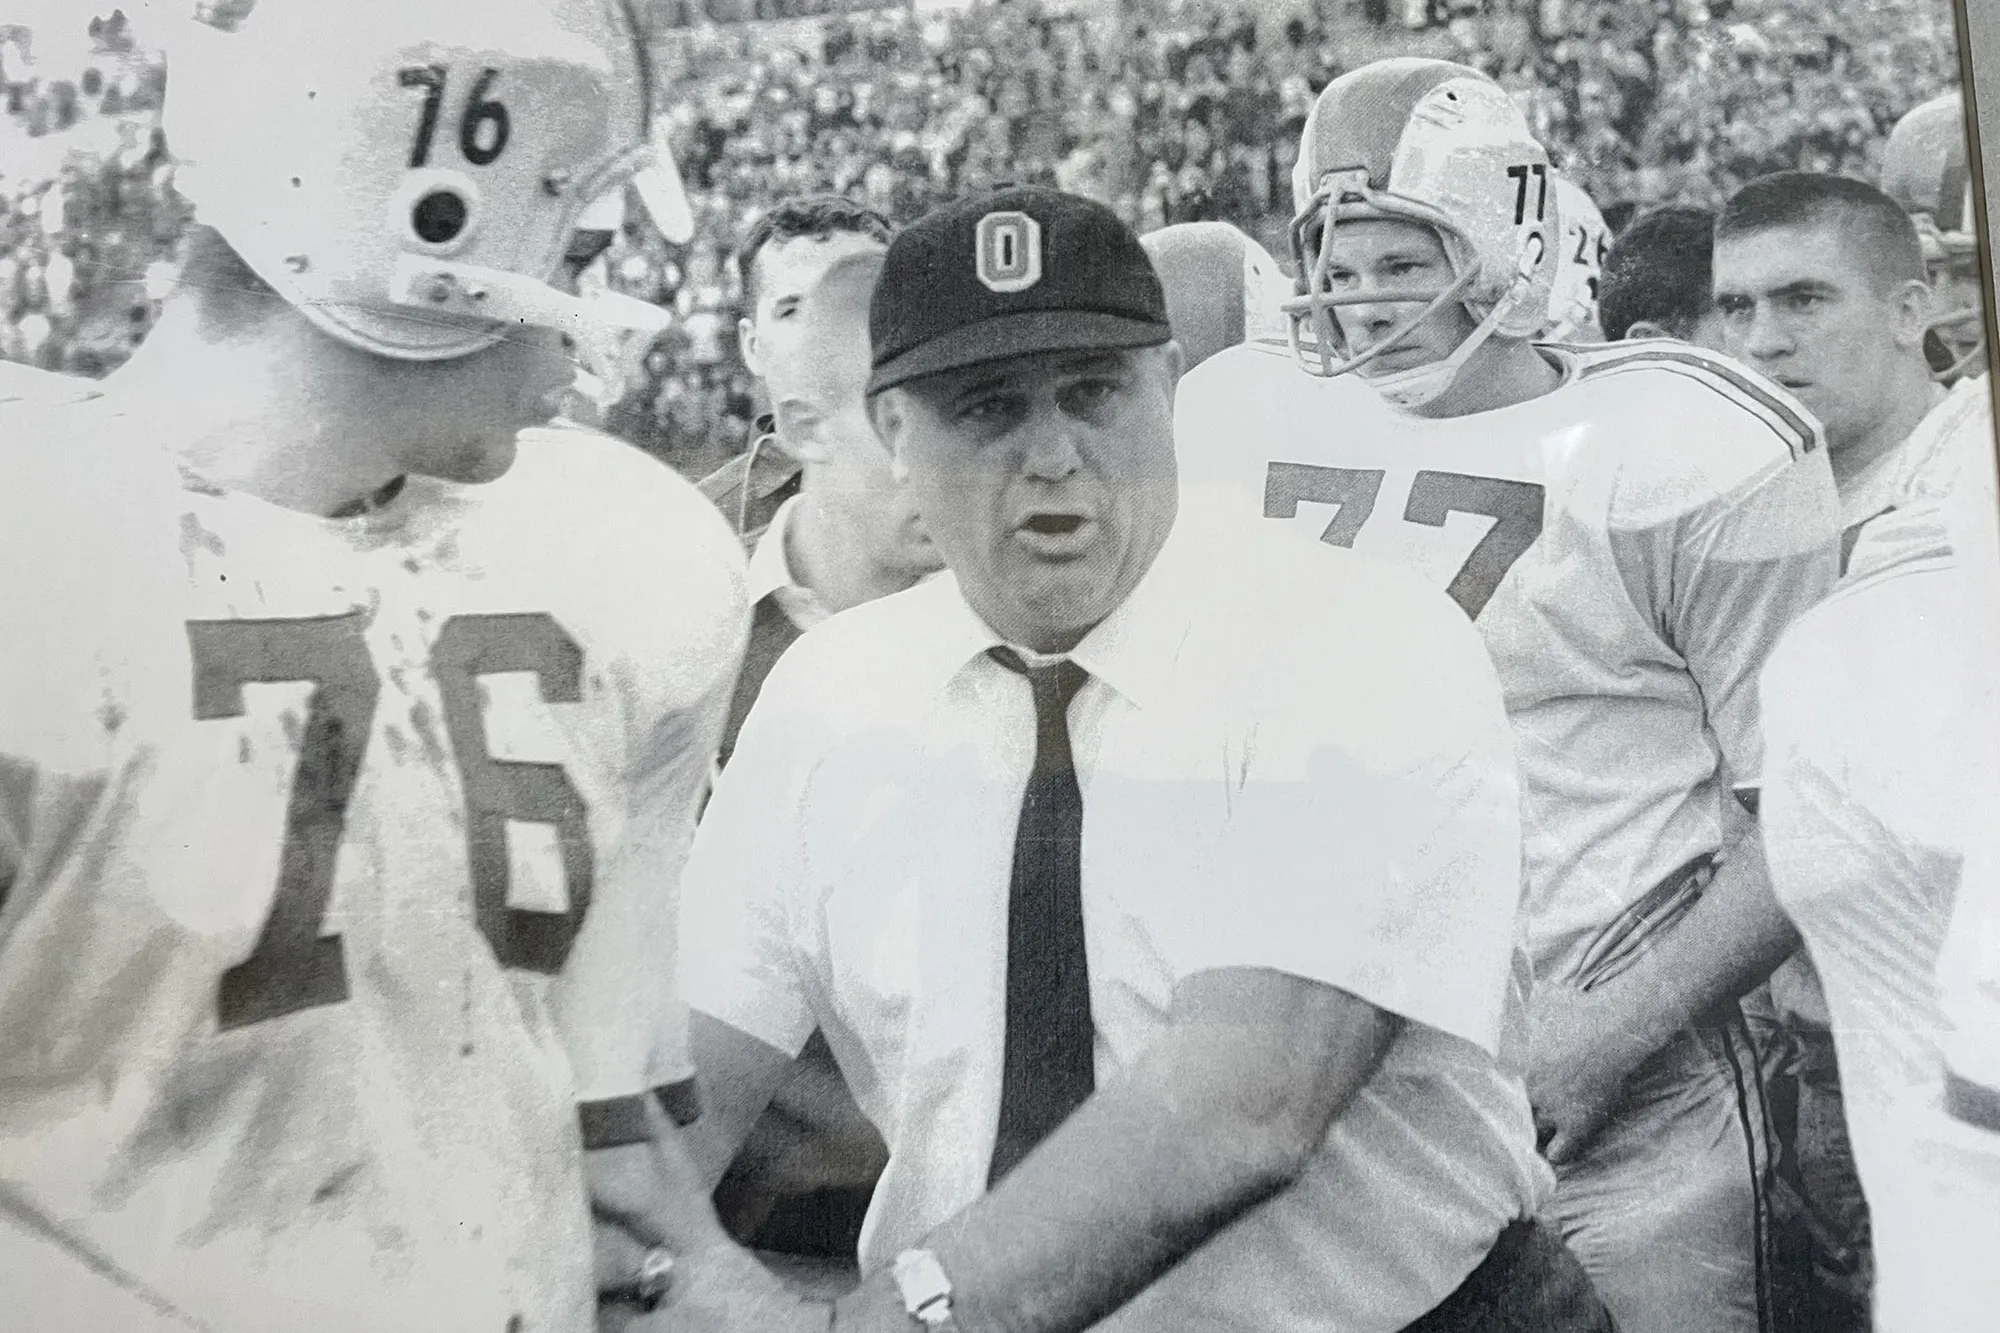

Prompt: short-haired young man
xmin=695 ymin=196 xmax=936 ymax=1282
xmin=700 ymin=195 xmax=897 ymax=548
xmin=1713 ymin=168 xmax=2000 ymax=1333
xmin=1715 ymin=172 xmax=1993 ymax=566
xmin=1597 ymin=204 xmax=1727 ymax=346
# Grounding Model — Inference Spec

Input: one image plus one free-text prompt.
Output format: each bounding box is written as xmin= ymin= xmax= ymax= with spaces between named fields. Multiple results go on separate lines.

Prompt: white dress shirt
xmin=746 ymin=495 xmax=831 ymax=634
xmin=683 ymin=510 xmax=1551 ymax=1332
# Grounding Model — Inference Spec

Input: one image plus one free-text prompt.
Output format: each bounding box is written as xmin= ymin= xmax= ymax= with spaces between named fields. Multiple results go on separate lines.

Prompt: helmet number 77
xmin=1506 ymin=163 xmax=1549 ymax=227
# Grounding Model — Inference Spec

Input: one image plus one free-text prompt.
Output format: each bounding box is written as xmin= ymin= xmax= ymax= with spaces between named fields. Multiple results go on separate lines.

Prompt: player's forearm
xmin=585 ymin=1113 xmax=736 ymax=1258
xmin=1581 ymin=834 xmax=1799 ymax=1069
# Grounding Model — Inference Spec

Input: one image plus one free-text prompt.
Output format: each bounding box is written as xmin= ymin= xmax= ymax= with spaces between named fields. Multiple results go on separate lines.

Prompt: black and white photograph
xmin=1 ymin=1 xmax=1997 ymax=1330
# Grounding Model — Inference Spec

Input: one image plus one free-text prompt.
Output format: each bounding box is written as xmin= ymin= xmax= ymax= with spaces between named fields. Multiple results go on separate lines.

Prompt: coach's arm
xmin=640 ymin=970 xmax=1396 ymax=1333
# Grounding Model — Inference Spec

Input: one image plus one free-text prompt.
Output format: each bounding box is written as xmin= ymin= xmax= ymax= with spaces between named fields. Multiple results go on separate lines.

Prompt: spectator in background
xmin=1598 ymin=204 xmax=1726 ymax=345
xmin=699 ymin=194 xmax=892 ymax=556
xmin=696 ymin=196 xmax=937 ymax=1284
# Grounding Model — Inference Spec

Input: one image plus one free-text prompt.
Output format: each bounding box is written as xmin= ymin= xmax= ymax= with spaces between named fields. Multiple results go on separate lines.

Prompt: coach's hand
xmin=1524 ymin=981 xmax=1638 ymax=1166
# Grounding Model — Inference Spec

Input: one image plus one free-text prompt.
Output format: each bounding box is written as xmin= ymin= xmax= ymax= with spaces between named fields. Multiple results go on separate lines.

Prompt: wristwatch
xmin=891 ymin=1249 xmax=961 ymax=1331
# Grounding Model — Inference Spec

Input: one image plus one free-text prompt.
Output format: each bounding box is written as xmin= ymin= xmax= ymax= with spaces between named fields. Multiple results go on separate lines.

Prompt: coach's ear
xmin=1624 ymin=320 xmax=1675 ymax=342
xmin=869 ymin=387 xmax=911 ymax=482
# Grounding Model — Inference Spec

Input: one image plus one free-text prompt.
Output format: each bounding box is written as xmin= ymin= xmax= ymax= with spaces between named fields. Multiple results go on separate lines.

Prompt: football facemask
xmin=1285 ymin=59 xmax=1559 ymax=410
xmin=163 ymin=0 xmax=690 ymax=362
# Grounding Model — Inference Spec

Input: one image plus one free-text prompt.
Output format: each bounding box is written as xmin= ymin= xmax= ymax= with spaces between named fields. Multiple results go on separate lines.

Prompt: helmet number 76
xmin=398 ymin=64 xmax=511 ymax=170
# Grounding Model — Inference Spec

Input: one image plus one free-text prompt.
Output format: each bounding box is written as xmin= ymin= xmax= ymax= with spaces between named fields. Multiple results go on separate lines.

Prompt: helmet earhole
xmin=412 ymin=190 xmax=470 ymax=246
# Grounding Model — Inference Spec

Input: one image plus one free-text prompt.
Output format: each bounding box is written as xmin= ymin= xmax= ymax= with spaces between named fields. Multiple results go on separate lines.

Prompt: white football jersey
xmin=1768 ymin=374 xmax=1997 ymax=1027
xmin=1759 ymin=469 xmax=2000 ymax=1333
xmin=0 ymin=360 xmax=99 ymax=408
xmin=1176 ymin=337 xmax=1840 ymax=983
xmin=0 ymin=406 xmax=748 ymax=1333
xmin=1841 ymin=375 xmax=1998 ymax=578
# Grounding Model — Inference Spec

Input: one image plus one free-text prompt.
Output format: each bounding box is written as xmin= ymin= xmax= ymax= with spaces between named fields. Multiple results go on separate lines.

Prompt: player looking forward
xmin=1174 ymin=57 xmax=1840 ymax=1333
xmin=0 ymin=3 xmax=747 ymax=1331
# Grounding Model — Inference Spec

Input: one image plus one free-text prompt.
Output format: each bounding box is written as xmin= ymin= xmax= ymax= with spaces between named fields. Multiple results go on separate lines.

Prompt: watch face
xmin=893 ymin=1249 xmax=955 ymax=1320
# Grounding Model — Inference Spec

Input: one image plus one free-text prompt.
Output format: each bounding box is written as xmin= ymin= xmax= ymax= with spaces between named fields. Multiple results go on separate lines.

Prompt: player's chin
xmin=424 ymin=431 xmax=521 ymax=486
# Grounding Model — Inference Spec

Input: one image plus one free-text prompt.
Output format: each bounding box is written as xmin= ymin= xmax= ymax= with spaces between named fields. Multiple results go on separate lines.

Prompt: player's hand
xmin=1524 ymin=980 xmax=1638 ymax=1167
xmin=627 ymin=1239 xmax=832 ymax=1333
xmin=586 ymin=1096 xmax=734 ymax=1262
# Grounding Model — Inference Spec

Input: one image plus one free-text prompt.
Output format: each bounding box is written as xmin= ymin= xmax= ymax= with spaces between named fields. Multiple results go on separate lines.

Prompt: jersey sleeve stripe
xmin=1579 ymin=345 xmax=1821 ymax=460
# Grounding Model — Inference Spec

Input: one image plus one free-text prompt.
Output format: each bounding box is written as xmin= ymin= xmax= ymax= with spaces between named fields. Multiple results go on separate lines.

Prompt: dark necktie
xmin=986 ymin=647 xmax=1095 ymax=1187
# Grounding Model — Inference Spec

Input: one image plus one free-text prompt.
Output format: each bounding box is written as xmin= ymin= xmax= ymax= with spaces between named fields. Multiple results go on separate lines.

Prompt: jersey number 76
xmin=188 ymin=610 xmax=590 ymax=1031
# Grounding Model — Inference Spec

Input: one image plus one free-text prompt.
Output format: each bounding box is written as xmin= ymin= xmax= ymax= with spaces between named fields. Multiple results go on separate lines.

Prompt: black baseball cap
xmin=867 ymin=185 xmax=1173 ymax=395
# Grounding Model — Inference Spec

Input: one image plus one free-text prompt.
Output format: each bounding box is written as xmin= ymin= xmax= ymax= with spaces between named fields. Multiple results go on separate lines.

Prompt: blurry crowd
xmin=0 ymin=0 xmax=1967 ymax=471
xmin=0 ymin=12 xmax=183 ymax=378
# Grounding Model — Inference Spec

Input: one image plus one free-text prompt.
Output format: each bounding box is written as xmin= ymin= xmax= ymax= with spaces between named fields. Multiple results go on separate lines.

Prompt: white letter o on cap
xmin=976 ymin=212 xmax=1042 ymax=293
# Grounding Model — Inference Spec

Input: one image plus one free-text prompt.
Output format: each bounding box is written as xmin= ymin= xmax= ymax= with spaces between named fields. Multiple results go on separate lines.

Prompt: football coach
xmin=649 ymin=185 xmax=1614 ymax=1333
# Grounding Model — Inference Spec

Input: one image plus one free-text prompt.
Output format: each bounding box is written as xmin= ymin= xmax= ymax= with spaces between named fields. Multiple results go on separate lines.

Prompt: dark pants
xmin=1766 ymin=1027 xmax=1873 ymax=1333
xmin=1404 ymin=1220 xmax=1617 ymax=1333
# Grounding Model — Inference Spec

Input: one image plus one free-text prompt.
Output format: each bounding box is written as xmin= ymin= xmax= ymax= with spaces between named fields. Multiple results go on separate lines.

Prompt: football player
xmin=0 ymin=3 xmax=748 ymax=1331
xmin=1759 ymin=457 xmax=2000 ymax=1333
xmin=1542 ymin=172 xmax=1610 ymax=344
xmin=1596 ymin=205 xmax=1727 ymax=347
xmin=1175 ymin=57 xmax=1841 ymax=1333
xmin=1138 ymin=220 xmax=1292 ymax=375
xmin=1879 ymin=90 xmax=1987 ymax=383
xmin=1711 ymin=168 xmax=1999 ymax=1333
xmin=1714 ymin=173 xmax=1994 ymax=572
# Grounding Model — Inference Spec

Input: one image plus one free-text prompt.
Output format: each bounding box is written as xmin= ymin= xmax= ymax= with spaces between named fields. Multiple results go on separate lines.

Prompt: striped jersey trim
xmin=1577 ymin=342 xmax=1821 ymax=461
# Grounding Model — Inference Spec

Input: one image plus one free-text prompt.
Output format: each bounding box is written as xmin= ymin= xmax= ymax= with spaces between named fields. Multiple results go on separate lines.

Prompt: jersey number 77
xmin=1263 ymin=463 xmax=1546 ymax=617
xmin=188 ymin=610 xmax=591 ymax=1031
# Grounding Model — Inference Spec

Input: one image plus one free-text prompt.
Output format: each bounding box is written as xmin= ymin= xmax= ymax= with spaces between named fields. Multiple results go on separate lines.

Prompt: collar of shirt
xmin=746 ymin=495 xmax=831 ymax=633
xmin=910 ymin=516 xmax=1208 ymax=713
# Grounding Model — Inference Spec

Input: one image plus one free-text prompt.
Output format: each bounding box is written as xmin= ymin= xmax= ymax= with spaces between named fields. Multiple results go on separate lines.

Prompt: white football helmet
xmin=1287 ymin=58 xmax=1561 ymax=409
xmin=1544 ymin=172 xmax=1610 ymax=343
xmin=1139 ymin=220 xmax=1292 ymax=374
xmin=1881 ymin=90 xmax=1984 ymax=381
xmin=162 ymin=0 xmax=691 ymax=362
